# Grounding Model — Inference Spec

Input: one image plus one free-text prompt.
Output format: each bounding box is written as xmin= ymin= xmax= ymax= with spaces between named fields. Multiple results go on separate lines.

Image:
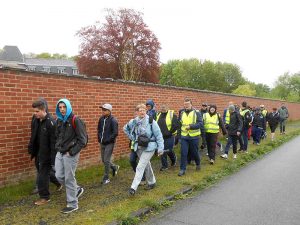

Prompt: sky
xmin=1 ymin=0 xmax=299 ymax=87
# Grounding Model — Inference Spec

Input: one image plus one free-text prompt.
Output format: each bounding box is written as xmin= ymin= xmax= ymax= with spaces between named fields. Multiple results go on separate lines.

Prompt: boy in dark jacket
xmin=266 ymin=108 xmax=280 ymax=141
xmin=251 ymin=108 xmax=266 ymax=145
xmin=28 ymin=98 xmax=61 ymax=195
xmin=97 ymin=103 xmax=119 ymax=185
xmin=157 ymin=104 xmax=179 ymax=170
xmin=30 ymin=99 xmax=61 ymax=206
xmin=221 ymin=105 xmax=243 ymax=159
xmin=55 ymin=99 xmax=87 ymax=214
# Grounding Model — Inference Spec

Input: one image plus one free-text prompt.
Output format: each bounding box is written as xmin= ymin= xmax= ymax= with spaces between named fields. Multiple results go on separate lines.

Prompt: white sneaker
xmin=233 ymin=154 xmax=237 ymax=159
xmin=220 ymin=154 xmax=228 ymax=159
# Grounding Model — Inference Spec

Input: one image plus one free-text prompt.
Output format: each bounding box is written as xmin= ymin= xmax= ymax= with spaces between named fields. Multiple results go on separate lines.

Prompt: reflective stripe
xmin=181 ymin=110 xmax=201 ymax=137
xmin=203 ymin=113 xmax=219 ymax=133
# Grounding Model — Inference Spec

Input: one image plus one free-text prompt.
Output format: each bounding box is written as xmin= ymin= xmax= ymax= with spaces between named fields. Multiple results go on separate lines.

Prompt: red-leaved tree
xmin=76 ymin=8 xmax=161 ymax=82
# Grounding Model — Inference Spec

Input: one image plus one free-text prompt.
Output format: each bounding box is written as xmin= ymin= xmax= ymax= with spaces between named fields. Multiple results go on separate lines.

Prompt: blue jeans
xmin=252 ymin=126 xmax=262 ymax=144
xmin=180 ymin=137 xmax=200 ymax=171
xmin=161 ymin=136 xmax=176 ymax=168
xmin=242 ymin=128 xmax=249 ymax=150
xmin=224 ymin=135 xmax=232 ymax=154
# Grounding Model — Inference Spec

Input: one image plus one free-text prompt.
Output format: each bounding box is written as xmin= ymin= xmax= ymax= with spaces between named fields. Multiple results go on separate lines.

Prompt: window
xmin=28 ymin=66 xmax=36 ymax=71
xmin=43 ymin=67 xmax=50 ymax=73
xmin=72 ymin=69 xmax=78 ymax=75
xmin=57 ymin=67 xmax=65 ymax=74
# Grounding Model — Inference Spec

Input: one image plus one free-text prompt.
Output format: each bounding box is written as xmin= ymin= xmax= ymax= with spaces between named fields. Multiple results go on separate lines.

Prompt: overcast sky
xmin=1 ymin=0 xmax=299 ymax=87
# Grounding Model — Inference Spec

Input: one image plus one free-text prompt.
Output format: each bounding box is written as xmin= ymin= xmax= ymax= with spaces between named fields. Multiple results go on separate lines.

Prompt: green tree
xmin=232 ymin=84 xmax=256 ymax=96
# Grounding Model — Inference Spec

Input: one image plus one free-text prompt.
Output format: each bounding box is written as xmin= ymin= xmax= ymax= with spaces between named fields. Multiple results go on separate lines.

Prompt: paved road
xmin=145 ymin=136 xmax=300 ymax=225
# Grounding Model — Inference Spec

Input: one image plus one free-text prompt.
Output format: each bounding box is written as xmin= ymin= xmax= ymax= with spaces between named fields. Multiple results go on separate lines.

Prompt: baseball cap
xmin=100 ymin=103 xmax=112 ymax=111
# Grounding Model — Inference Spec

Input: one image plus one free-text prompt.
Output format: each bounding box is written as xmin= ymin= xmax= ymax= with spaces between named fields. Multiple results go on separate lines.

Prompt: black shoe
xmin=76 ymin=187 xmax=84 ymax=198
xmin=128 ymin=188 xmax=135 ymax=196
xmin=61 ymin=206 xmax=78 ymax=214
xmin=31 ymin=187 xmax=39 ymax=195
xmin=238 ymin=148 xmax=243 ymax=152
xmin=160 ymin=167 xmax=168 ymax=171
xmin=196 ymin=165 xmax=201 ymax=171
xmin=178 ymin=170 xmax=185 ymax=176
xmin=171 ymin=161 xmax=176 ymax=167
xmin=112 ymin=165 xmax=120 ymax=177
xmin=145 ymin=183 xmax=156 ymax=190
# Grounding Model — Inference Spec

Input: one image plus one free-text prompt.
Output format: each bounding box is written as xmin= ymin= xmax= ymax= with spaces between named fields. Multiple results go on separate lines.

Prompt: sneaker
xmin=102 ymin=179 xmax=110 ymax=185
xmin=76 ymin=187 xmax=84 ymax=198
xmin=196 ymin=165 xmax=201 ymax=171
xmin=56 ymin=184 xmax=63 ymax=191
xmin=178 ymin=170 xmax=185 ymax=176
xmin=128 ymin=188 xmax=136 ymax=196
xmin=220 ymin=154 xmax=228 ymax=159
xmin=112 ymin=165 xmax=120 ymax=177
xmin=61 ymin=206 xmax=78 ymax=214
xmin=210 ymin=159 xmax=214 ymax=165
xmin=34 ymin=198 xmax=50 ymax=206
xmin=160 ymin=167 xmax=168 ymax=171
xmin=31 ymin=187 xmax=39 ymax=195
xmin=233 ymin=154 xmax=237 ymax=159
xmin=256 ymin=143 xmax=260 ymax=146
xmin=238 ymin=148 xmax=243 ymax=152
xmin=145 ymin=183 xmax=156 ymax=190
xmin=206 ymin=152 xmax=209 ymax=156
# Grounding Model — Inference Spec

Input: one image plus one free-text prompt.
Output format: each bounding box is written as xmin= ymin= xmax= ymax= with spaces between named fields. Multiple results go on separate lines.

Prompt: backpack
xmin=71 ymin=115 xmax=89 ymax=148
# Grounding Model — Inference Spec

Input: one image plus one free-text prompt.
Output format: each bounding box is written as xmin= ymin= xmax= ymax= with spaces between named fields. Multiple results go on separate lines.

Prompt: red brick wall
xmin=1 ymin=68 xmax=299 ymax=186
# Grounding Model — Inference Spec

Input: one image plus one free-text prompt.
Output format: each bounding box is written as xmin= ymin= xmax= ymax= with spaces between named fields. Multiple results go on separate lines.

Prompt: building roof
xmin=25 ymin=58 xmax=77 ymax=67
xmin=0 ymin=46 xmax=24 ymax=62
xmin=0 ymin=60 xmax=27 ymax=70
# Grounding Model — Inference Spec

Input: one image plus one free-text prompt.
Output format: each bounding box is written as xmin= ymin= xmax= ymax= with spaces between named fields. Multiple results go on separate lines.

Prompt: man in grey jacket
xmin=278 ymin=103 xmax=289 ymax=134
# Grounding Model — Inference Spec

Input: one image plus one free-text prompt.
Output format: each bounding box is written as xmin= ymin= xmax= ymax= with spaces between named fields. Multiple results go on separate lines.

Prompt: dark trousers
xmin=280 ymin=119 xmax=286 ymax=133
xmin=161 ymin=136 xmax=176 ymax=168
xmin=100 ymin=143 xmax=117 ymax=180
xmin=180 ymin=137 xmax=200 ymax=171
xmin=230 ymin=135 xmax=238 ymax=154
xmin=35 ymin=157 xmax=60 ymax=196
xmin=252 ymin=126 xmax=263 ymax=144
xmin=242 ymin=128 xmax=249 ymax=151
xmin=224 ymin=136 xmax=232 ymax=154
xmin=205 ymin=133 xmax=218 ymax=160
xmin=36 ymin=157 xmax=60 ymax=200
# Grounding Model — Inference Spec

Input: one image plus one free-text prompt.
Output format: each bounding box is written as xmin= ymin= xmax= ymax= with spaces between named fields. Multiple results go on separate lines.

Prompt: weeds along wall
xmin=1 ymin=68 xmax=300 ymax=186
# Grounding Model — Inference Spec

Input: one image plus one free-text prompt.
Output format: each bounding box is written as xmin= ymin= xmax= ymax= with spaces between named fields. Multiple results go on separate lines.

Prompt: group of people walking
xmin=28 ymin=97 xmax=289 ymax=213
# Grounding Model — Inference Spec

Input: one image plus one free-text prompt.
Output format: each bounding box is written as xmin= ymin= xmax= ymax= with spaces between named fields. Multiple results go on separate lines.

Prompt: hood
xmin=146 ymin=99 xmax=155 ymax=109
xmin=39 ymin=97 xmax=49 ymax=113
xmin=55 ymin=98 xmax=72 ymax=122
xmin=209 ymin=104 xmax=217 ymax=115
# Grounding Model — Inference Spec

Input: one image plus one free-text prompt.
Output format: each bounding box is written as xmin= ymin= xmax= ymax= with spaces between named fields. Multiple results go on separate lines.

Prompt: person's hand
xmin=186 ymin=125 xmax=191 ymax=130
xmin=157 ymin=150 xmax=164 ymax=156
xmin=66 ymin=151 xmax=70 ymax=156
xmin=237 ymin=131 xmax=241 ymax=136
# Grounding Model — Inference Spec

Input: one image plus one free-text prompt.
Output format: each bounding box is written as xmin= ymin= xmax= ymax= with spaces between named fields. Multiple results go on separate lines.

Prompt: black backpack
xmin=71 ymin=115 xmax=89 ymax=148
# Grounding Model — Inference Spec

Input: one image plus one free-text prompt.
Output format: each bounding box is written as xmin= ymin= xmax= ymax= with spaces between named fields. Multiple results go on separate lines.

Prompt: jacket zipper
xmin=101 ymin=118 xmax=107 ymax=143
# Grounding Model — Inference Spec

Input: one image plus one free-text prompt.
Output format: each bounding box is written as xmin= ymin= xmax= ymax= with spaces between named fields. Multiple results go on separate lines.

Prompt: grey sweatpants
xmin=100 ymin=143 xmax=117 ymax=180
xmin=131 ymin=148 xmax=156 ymax=191
xmin=55 ymin=152 xmax=81 ymax=208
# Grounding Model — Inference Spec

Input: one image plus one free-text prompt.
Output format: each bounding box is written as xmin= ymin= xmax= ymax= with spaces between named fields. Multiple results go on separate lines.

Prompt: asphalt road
xmin=144 ymin=136 xmax=300 ymax=225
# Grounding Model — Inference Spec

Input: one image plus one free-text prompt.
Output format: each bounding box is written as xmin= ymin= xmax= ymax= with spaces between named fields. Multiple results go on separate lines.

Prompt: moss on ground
xmin=1 ymin=121 xmax=300 ymax=225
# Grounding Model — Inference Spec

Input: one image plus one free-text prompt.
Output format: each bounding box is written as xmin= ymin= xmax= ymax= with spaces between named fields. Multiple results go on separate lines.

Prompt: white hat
xmin=100 ymin=103 xmax=112 ymax=111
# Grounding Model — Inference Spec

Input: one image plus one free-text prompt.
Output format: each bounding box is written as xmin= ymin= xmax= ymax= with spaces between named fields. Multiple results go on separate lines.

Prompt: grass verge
xmin=1 ymin=121 xmax=300 ymax=225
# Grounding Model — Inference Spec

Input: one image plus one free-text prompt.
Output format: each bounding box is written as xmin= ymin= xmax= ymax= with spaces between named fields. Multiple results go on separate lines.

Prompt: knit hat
xmin=228 ymin=105 xmax=235 ymax=112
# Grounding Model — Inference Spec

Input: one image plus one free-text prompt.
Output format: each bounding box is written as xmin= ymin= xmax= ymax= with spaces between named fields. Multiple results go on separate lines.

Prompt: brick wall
xmin=1 ymin=68 xmax=300 ymax=186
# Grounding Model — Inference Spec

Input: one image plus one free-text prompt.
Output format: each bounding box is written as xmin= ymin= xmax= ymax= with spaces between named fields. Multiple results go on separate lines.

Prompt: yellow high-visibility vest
xmin=157 ymin=110 xmax=177 ymax=135
xmin=240 ymin=109 xmax=250 ymax=117
xmin=181 ymin=110 xmax=201 ymax=137
xmin=203 ymin=113 xmax=219 ymax=133
xmin=225 ymin=109 xmax=230 ymax=125
xmin=262 ymin=109 xmax=267 ymax=117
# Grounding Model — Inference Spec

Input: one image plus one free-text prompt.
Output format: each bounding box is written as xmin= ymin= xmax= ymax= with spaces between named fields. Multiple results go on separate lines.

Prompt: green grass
xmin=1 ymin=121 xmax=300 ymax=225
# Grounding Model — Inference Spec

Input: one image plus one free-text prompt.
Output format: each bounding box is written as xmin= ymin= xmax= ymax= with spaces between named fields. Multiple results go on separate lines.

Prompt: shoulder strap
xmin=72 ymin=115 xmax=76 ymax=129
xmin=149 ymin=116 xmax=153 ymax=124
